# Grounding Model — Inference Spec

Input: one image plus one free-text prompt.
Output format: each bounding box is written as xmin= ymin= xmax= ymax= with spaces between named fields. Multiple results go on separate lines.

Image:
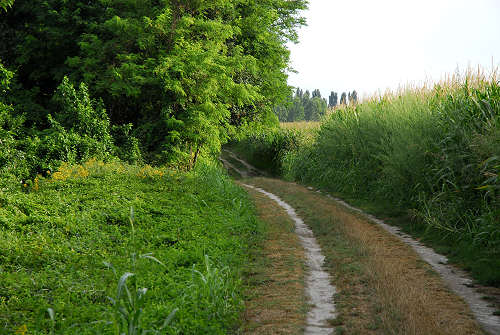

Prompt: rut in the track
xmin=224 ymin=151 xmax=500 ymax=334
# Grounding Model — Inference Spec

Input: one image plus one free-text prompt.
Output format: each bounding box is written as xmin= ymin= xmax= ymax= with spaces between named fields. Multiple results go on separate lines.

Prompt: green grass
xmin=234 ymin=68 xmax=500 ymax=286
xmin=282 ymin=69 xmax=500 ymax=285
xmin=228 ymin=126 xmax=310 ymax=176
xmin=0 ymin=159 xmax=262 ymax=334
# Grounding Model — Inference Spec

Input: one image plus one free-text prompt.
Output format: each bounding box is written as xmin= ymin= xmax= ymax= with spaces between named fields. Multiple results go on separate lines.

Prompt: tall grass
xmin=229 ymin=127 xmax=307 ymax=176
xmin=280 ymin=121 xmax=321 ymax=131
xmin=282 ymin=68 xmax=500 ymax=285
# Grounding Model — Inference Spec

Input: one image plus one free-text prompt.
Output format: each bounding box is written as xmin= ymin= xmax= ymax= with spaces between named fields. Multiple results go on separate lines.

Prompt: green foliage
xmin=51 ymin=77 xmax=112 ymax=145
xmin=0 ymin=0 xmax=105 ymax=125
xmin=0 ymin=0 xmax=13 ymax=11
xmin=0 ymin=61 xmax=31 ymax=179
xmin=230 ymin=126 xmax=305 ymax=175
xmin=187 ymin=255 xmax=241 ymax=330
xmin=283 ymin=76 xmax=500 ymax=285
xmin=276 ymin=87 xmax=328 ymax=122
xmin=0 ymin=160 xmax=261 ymax=333
xmin=20 ymin=77 xmax=115 ymax=175
xmin=1 ymin=0 xmax=307 ymax=166
xmin=112 ymin=124 xmax=142 ymax=165
xmin=102 ymin=210 xmax=177 ymax=335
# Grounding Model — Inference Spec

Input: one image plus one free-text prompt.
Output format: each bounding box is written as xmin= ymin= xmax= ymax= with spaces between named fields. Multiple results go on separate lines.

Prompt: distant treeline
xmin=275 ymin=88 xmax=358 ymax=122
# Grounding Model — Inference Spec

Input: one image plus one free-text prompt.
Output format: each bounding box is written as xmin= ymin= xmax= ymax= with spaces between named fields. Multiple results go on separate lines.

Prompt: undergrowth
xmin=229 ymin=126 xmax=307 ymax=176
xmin=0 ymin=159 xmax=261 ymax=334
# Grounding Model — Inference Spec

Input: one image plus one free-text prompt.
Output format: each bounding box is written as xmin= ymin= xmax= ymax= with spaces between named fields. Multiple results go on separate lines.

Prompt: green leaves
xmin=1 ymin=0 xmax=308 ymax=167
xmin=0 ymin=0 xmax=13 ymax=11
xmin=0 ymin=161 xmax=261 ymax=333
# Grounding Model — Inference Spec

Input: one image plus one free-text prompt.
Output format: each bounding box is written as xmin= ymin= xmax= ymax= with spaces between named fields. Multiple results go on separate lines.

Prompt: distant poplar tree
xmin=274 ymin=87 xmax=327 ymax=122
xmin=340 ymin=92 xmax=347 ymax=105
xmin=328 ymin=91 xmax=338 ymax=108
xmin=296 ymin=88 xmax=303 ymax=99
xmin=349 ymin=90 xmax=358 ymax=105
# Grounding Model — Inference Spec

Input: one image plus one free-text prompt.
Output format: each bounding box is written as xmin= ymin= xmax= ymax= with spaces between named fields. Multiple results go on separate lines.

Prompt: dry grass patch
xmin=280 ymin=121 xmax=321 ymax=131
xmin=240 ymin=185 xmax=307 ymax=334
xmin=250 ymin=178 xmax=484 ymax=335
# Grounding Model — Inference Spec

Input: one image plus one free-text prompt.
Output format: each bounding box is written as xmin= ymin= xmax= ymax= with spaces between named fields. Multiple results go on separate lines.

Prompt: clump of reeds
xmin=284 ymin=66 xmax=500 ymax=285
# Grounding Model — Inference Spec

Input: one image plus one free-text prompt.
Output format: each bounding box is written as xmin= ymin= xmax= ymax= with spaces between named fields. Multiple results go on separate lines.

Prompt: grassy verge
xmin=280 ymin=121 xmax=321 ymax=133
xmin=0 ymin=159 xmax=262 ymax=334
xmin=250 ymin=178 xmax=483 ymax=334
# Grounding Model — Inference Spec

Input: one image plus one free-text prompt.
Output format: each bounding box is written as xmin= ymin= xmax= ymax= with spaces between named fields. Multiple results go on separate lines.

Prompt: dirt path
xmin=243 ymin=184 xmax=336 ymax=334
xmin=241 ymin=184 xmax=307 ymax=334
xmin=224 ymin=152 xmax=500 ymax=334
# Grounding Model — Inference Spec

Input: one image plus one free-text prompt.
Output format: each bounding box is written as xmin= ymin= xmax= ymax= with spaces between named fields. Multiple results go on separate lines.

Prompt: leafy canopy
xmin=1 ymin=0 xmax=308 ymax=167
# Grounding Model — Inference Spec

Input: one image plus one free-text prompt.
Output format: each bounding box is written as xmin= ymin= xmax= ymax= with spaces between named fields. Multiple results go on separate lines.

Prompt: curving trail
xmin=223 ymin=151 xmax=500 ymax=335
xmin=243 ymin=184 xmax=336 ymax=335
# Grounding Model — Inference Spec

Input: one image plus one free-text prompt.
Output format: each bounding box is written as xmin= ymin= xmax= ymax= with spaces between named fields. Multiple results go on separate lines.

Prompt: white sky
xmin=287 ymin=0 xmax=500 ymax=99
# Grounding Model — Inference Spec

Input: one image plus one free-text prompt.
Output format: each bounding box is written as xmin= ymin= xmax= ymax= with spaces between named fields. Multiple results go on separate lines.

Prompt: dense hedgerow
xmin=1 ymin=0 xmax=307 ymax=167
xmin=282 ymin=70 xmax=500 ymax=285
xmin=229 ymin=125 xmax=307 ymax=176
xmin=0 ymin=160 xmax=262 ymax=334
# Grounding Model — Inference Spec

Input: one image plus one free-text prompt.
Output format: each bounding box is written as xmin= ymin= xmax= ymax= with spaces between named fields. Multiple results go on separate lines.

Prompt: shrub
xmin=230 ymin=126 xmax=305 ymax=175
xmin=112 ymin=123 xmax=142 ymax=164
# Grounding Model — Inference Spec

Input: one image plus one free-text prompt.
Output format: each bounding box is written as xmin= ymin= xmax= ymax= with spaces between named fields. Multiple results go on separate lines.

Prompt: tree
xmin=0 ymin=0 xmax=308 ymax=167
xmin=340 ymin=92 xmax=347 ymax=105
xmin=288 ymin=95 xmax=305 ymax=122
xmin=328 ymin=91 xmax=338 ymax=108
xmin=0 ymin=0 xmax=13 ymax=11
xmin=349 ymin=90 xmax=358 ymax=105
xmin=296 ymin=88 xmax=303 ymax=99
xmin=309 ymin=96 xmax=327 ymax=120
xmin=274 ymin=87 xmax=330 ymax=122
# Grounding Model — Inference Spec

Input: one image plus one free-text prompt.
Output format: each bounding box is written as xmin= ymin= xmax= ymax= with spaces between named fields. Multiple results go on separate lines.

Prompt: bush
xmin=112 ymin=123 xmax=142 ymax=164
xmin=230 ymin=126 xmax=305 ymax=175
xmin=0 ymin=61 xmax=32 ymax=179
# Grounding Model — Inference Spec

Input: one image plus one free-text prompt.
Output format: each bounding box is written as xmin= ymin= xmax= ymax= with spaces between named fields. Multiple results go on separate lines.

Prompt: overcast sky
xmin=287 ymin=0 xmax=500 ymax=99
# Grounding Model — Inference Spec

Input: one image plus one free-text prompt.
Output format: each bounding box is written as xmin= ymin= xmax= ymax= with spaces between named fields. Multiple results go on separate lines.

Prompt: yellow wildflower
xmin=15 ymin=324 xmax=27 ymax=335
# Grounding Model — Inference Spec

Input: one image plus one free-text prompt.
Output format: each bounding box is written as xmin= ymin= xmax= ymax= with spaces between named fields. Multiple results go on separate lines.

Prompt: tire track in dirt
xmin=324 ymin=193 xmax=500 ymax=334
xmin=243 ymin=184 xmax=336 ymax=335
xmin=224 ymin=151 xmax=498 ymax=334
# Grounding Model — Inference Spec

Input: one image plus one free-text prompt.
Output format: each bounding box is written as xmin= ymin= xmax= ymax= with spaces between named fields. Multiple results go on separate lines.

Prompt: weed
xmin=102 ymin=208 xmax=177 ymax=335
